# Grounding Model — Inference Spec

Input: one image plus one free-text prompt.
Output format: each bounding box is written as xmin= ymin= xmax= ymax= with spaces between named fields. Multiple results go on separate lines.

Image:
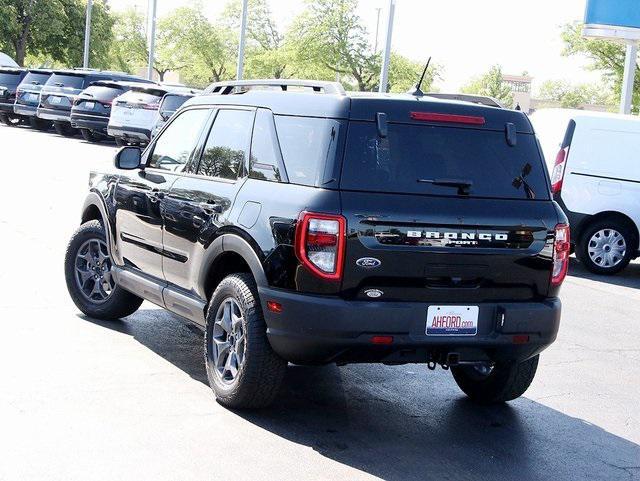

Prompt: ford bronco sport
xmin=65 ymin=79 xmax=568 ymax=409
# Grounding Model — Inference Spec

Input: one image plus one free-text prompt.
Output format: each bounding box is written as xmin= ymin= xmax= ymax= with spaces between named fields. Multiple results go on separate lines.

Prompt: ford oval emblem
xmin=364 ymin=289 xmax=384 ymax=298
xmin=356 ymin=257 xmax=381 ymax=268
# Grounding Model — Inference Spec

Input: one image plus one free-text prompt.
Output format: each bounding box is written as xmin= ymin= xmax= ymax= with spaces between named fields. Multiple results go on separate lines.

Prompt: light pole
xmin=147 ymin=0 xmax=158 ymax=81
xmin=378 ymin=0 xmax=395 ymax=93
xmin=374 ymin=7 xmax=382 ymax=53
xmin=237 ymin=0 xmax=249 ymax=81
xmin=620 ymin=41 xmax=638 ymax=114
xmin=82 ymin=0 xmax=93 ymax=68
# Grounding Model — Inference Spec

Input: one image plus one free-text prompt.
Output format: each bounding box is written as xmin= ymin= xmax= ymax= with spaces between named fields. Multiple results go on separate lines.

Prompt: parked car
xmin=37 ymin=69 xmax=145 ymax=137
xmin=150 ymin=90 xmax=200 ymax=139
xmin=108 ymin=85 xmax=197 ymax=146
xmin=65 ymin=79 xmax=567 ymax=409
xmin=0 ymin=67 xmax=27 ymax=126
xmin=13 ymin=68 xmax=54 ymax=130
xmin=531 ymin=108 xmax=640 ymax=275
xmin=71 ymin=79 xmax=156 ymax=143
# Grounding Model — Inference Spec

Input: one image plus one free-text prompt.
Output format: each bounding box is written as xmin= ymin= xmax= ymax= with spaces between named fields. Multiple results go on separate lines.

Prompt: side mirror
xmin=114 ymin=146 xmax=142 ymax=170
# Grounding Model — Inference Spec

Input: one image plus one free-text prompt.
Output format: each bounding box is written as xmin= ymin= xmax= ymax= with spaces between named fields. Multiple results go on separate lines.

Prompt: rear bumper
xmin=259 ymin=287 xmax=561 ymax=365
xmin=37 ymin=107 xmax=71 ymax=123
xmin=70 ymin=113 xmax=109 ymax=133
xmin=13 ymin=104 xmax=37 ymax=117
xmin=107 ymin=124 xmax=150 ymax=143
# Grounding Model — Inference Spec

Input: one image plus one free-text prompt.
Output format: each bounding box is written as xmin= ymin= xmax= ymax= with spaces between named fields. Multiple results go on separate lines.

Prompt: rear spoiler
xmin=426 ymin=93 xmax=504 ymax=108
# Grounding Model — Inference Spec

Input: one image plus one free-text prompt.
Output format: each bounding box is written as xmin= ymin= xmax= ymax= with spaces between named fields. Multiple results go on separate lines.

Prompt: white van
xmin=530 ymin=108 xmax=640 ymax=275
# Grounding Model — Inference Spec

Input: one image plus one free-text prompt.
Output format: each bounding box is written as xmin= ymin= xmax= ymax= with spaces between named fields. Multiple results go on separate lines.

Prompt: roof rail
xmin=205 ymin=79 xmax=346 ymax=96
xmin=426 ymin=92 xmax=504 ymax=108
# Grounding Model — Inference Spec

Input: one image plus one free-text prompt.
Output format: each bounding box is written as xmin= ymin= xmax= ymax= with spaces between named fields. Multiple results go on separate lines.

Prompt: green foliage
xmin=109 ymin=8 xmax=147 ymax=73
xmin=538 ymin=79 xmax=614 ymax=109
xmin=561 ymin=22 xmax=639 ymax=113
xmin=461 ymin=65 xmax=513 ymax=107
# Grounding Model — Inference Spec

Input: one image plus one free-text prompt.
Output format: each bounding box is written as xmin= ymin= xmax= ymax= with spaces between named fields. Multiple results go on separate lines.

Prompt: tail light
xmin=550 ymin=147 xmax=568 ymax=193
xmin=410 ymin=111 xmax=486 ymax=125
xmin=142 ymin=102 xmax=160 ymax=110
xmin=551 ymin=224 xmax=570 ymax=286
xmin=295 ymin=212 xmax=346 ymax=281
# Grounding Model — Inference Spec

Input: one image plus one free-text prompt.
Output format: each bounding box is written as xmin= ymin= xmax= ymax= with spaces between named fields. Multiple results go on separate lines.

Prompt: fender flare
xmin=80 ymin=192 xmax=119 ymax=262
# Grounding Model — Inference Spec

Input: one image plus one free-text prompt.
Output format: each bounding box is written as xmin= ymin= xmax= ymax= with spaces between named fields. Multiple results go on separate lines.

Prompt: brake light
xmin=551 ymin=147 xmax=568 ymax=194
xmin=142 ymin=102 xmax=160 ymax=110
xmin=551 ymin=224 xmax=570 ymax=286
xmin=410 ymin=111 xmax=485 ymax=125
xmin=295 ymin=212 xmax=346 ymax=281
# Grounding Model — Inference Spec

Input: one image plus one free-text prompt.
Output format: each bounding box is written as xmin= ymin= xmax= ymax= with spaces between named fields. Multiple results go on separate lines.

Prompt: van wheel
xmin=205 ymin=273 xmax=286 ymax=409
xmin=576 ymin=219 xmax=635 ymax=275
xmin=54 ymin=121 xmax=77 ymax=137
xmin=29 ymin=117 xmax=51 ymax=131
xmin=451 ymin=355 xmax=539 ymax=404
xmin=64 ymin=220 xmax=143 ymax=320
xmin=80 ymin=128 xmax=104 ymax=143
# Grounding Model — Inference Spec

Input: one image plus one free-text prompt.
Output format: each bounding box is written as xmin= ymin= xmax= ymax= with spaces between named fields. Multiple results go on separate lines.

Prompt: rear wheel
xmin=29 ymin=116 xmax=51 ymax=131
xmin=0 ymin=112 xmax=21 ymax=126
xmin=54 ymin=121 xmax=77 ymax=137
xmin=205 ymin=273 xmax=287 ymax=409
xmin=64 ymin=220 xmax=143 ymax=320
xmin=576 ymin=219 xmax=635 ymax=275
xmin=451 ymin=355 xmax=539 ymax=404
xmin=80 ymin=128 xmax=104 ymax=143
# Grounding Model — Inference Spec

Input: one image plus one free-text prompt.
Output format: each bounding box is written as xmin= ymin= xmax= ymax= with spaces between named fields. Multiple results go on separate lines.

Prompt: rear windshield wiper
xmin=512 ymin=163 xmax=536 ymax=199
xmin=418 ymin=178 xmax=473 ymax=195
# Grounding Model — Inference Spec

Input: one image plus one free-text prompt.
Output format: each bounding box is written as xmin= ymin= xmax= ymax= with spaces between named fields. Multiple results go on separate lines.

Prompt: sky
xmin=108 ymin=0 xmax=602 ymax=92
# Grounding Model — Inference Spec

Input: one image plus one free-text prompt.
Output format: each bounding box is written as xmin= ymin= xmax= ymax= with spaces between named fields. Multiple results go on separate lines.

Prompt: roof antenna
xmin=407 ymin=57 xmax=432 ymax=97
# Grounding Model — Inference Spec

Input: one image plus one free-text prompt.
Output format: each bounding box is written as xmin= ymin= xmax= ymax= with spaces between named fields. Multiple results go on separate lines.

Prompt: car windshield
xmin=341 ymin=122 xmax=550 ymax=200
xmin=160 ymin=95 xmax=190 ymax=114
xmin=45 ymin=74 xmax=85 ymax=89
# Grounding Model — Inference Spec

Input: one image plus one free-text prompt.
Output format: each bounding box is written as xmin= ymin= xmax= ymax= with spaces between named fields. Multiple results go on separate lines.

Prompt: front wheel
xmin=205 ymin=273 xmax=287 ymax=409
xmin=64 ymin=220 xmax=143 ymax=320
xmin=576 ymin=220 xmax=635 ymax=275
xmin=451 ymin=355 xmax=539 ymax=404
xmin=54 ymin=121 xmax=77 ymax=137
xmin=0 ymin=112 xmax=21 ymax=126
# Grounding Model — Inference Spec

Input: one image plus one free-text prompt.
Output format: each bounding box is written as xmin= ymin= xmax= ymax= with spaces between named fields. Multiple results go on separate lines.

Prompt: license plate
xmin=25 ymin=93 xmax=38 ymax=102
xmin=426 ymin=306 xmax=479 ymax=336
xmin=49 ymin=96 xmax=61 ymax=104
xmin=84 ymin=101 xmax=95 ymax=109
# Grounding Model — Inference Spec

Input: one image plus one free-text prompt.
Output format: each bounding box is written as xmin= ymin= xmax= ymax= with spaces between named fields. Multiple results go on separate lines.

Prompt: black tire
xmin=29 ymin=116 xmax=51 ymax=131
xmin=64 ymin=220 xmax=143 ymax=320
xmin=576 ymin=219 xmax=636 ymax=275
xmin=80 ymin=128 xmax=103 ymax=143
xmin=451 ymin=355 xmax=539 ymax=404
xmin=205 ymin=273 xmax=286 ymax=409
xmin=0 ymin=112 xmax=21 ymax=126
xmin=54 ymin=121 xmax=77 ymax=137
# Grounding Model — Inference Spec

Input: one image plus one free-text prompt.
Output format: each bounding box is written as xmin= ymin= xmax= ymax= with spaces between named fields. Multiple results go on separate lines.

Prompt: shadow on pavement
xmin=83 ymin=310 xmax=640 ymax=481
xmin=568 ymin=257 xmax=640 ymax=290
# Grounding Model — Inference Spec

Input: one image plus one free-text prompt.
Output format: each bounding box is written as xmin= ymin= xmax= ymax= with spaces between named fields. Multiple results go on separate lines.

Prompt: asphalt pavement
xmin=0 ymin=124 xmax=638 ymax=481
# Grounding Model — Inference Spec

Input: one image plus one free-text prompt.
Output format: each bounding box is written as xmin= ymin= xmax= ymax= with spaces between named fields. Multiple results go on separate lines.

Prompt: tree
xmin=462 ymin=65 xmax=513 ymax=107
xmin=538 ymin=79 xmax=614 ymax=109
xmin=562 ymin=22 xmax=639 ymax=112
xmin=0 ymin=0 xmax=114 ymax=67
xmin=110 ymin=8 xmax=148 ymax=73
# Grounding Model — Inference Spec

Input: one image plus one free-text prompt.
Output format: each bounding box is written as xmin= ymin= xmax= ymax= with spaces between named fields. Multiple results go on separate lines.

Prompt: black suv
xmin=13 ymin=69 xmax=53 ymax=130
xmin=64 ymin=79 xmax=568 ymax=409
xmin=0 ymin=67 xmax=27 ymax=126
xmin=37 ymin=69 xmax=145 ymax=137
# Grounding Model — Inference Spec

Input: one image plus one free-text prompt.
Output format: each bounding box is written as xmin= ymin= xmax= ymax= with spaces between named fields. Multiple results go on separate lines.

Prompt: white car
xmin=108 ymin=85 xmax=194 ymax=146
xmin=530 ymin=108 xmax=640 ymax=275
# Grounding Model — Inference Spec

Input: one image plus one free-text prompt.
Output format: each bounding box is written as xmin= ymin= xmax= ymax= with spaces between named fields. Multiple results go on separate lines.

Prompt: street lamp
xmin=147 ymin=0 xmax=158 ymax=80
xmin=82 ymin=0 xmax=93 ymax=68
xmin=237 ymin=0 xmax=249 ymax=81
xmin=378 ymin=0 xmax=395 ymax=93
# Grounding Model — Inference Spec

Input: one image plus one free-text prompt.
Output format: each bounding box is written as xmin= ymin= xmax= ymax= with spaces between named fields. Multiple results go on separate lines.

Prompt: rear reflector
xmin=410 ymin=111 xmax=486 ymax=125
xmin=266 ymin=301 xmax=282 ymax=313
xmin=512 ymin=335 xmax=529 ymax=344
xmin=371 ymin=335 xmax=394 ymax=345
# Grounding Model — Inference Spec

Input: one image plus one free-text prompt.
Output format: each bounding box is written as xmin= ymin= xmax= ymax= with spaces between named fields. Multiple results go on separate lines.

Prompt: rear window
xmin=0 ymin=72 xmax=23 ymax=87
xmin=81 ymin=85 xmax=124 ymax=102
xmin=341 ymin=122 xmax=550 ymax=200
xmin=21 ymin=72 xmax=50 ymax=86
xmin=161 ymin=95 xmax=190 ymax=113
xmin=46 ymin=74 xmax=85 ymax=89
xmin=274 ymin=115 xmax=343 ymax=187
xmin=118 ymin=90 xmax=163 ymax=104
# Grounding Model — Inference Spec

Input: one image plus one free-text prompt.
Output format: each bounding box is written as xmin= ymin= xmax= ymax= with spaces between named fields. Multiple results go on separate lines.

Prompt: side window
xmin=148 ymin=108 xmax=210 ymax=172
xmin=197 ymin=109 xmax=254 ymax=180
xmin=249 ymin=109 xmax=285 ymax=182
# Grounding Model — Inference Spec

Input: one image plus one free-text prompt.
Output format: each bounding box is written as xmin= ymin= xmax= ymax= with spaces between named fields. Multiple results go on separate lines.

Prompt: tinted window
xmin=116 ymin=89 xmax=165 ymax=105
xmin=250 ymin=110 xmax=283 ymax=182
xmin=274 ymin=116 xmax=341 ymax=187
xmin=21 ymin=72 xmax=50 ymax=86
xmin=148 ymin=109 xmax=210 ymax=172
xmin=161 ymin=95 xmax=190 ymax=114
xmin=81 ymin=85 xmax=124 ymax=102
xmin=0 ymin=72 xmax=24 ymax=88
xmin=341 ymin=122 xmax=550 ymax=200
xmin=197 ymin=109 xmax=254 ymax=180
xmin=46 ymin=74 xmax=85 ymax=89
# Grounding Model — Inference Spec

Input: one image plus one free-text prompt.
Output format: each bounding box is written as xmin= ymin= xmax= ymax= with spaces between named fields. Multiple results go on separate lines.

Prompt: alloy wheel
xmin=211 ymin=298 xmax=246 ymax=384
xmin=74 ymin=238 xmax=115 ymax=303
xmin=588 ymin=229 xmax=626 ymax=268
